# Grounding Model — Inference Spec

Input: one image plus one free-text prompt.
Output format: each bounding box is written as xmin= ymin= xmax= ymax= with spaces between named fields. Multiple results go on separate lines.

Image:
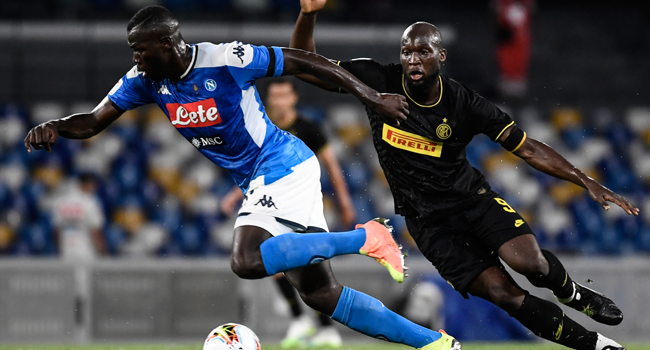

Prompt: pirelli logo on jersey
xmin=382 ymin=124 xmax=443 ymax=157
xmin=166 ymin=98 xmax=222 ymax=128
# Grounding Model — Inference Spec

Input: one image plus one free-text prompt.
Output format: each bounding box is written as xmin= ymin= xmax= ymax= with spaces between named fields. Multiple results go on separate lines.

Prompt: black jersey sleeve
xmin=337 ymin=59 xmax=389 ymax=93
xmin=464 ymin=88 xmax=516 ymax=141
xmin=292 ymin=117 xmax=328 ymax=154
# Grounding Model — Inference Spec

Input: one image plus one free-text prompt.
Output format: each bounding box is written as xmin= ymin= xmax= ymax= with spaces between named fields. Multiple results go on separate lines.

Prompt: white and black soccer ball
xmin=203 ymin=323 xmax=261 ymax=350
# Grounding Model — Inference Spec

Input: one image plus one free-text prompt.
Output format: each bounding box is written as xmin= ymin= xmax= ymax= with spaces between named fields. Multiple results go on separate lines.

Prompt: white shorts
xmin=234 ymin=156 xmax=329 ymax=236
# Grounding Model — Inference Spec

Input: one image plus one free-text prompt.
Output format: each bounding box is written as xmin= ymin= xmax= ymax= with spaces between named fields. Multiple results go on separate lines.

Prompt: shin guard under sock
xmin=513 ymin=293 xmax=597 ymax=350
xmin=275 ymin=277 xmax=302 ymax=317
xmin=526 ymin=249 xmax=575 ymax=299
xmin=331 ymin=287 xmax=441 ymax=348
xmin=260 ymin=229 xmax=366 ymax=275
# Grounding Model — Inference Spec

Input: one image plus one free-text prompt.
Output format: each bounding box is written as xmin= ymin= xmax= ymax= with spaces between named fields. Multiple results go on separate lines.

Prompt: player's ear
xmin=439 ymin=48 xmax=447 ymax=62
xmin=160 ymin=36 xmax=173 ymax=51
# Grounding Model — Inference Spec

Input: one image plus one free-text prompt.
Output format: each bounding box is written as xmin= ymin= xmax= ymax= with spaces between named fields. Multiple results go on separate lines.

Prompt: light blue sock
xmin=260 ymin=229 xmax=366 ymax=275
xmin=331 ymin=287 xmax=441 ymax=348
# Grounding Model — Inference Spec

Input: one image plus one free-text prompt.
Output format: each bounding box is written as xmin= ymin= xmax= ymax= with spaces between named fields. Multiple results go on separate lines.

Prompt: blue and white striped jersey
xmin=107 ymin=42 xmax=314 ymax=192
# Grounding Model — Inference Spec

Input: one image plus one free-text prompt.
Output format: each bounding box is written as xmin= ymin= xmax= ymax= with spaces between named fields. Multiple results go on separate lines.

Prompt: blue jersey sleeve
xmin=106 ymin=66 xmax=154 ymax=111
xmin=224 ymin=42 xmax=284 ymax=89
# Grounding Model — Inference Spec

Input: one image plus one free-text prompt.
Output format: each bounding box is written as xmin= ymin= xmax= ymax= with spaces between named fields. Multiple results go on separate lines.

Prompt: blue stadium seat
xmin=297 ymin=105 xmax=327 ymax=123
xmin=97 ymin=178 xmax=123 ymax=215
xmin=19 ymin=217 xmax=56 ymax=256
xmin=634 ymin=226 xmax=650 ymax=252
xmin=19 ymin=181 xmax=48 ymax=222
xmin=344 ymin=161 xmax=371 ymax=194
xmin=597 ymin=224 xmax=623 ymax=255
xmin=598 ymin=157 xmax=637 ymax=193
xmin=111 ymin=154 xmax=145 ymax=193
xmin=554 ymin=226 xmax=582 ymax=253
xmin=603 ymin=123 xmax=633 ymax=154
xmin=561 ymin=126 xmax=591 ymax=150
xmin=152 ymin=206 xmax=183 ymax=234
xmin=0 ymin=181 xmax=11 ymax=209
xmin=172 ymin=223 xmax=209 ymax=256
xmin=104 ymin=224 xmax=128 ymax=256
xmin=614 ymin=214 xmax=642 ymax=243
xmin=466 ymin=135 xmax=501 ymax=171
xmin=352 ymin=195 xmax=375 ymax=224
xmin=568 ymin=195 xmax=605 ymax=241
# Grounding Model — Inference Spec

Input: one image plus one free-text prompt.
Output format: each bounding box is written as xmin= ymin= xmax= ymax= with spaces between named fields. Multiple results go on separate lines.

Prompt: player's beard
xmin=406 ymin=68 xmax=440 ymax=96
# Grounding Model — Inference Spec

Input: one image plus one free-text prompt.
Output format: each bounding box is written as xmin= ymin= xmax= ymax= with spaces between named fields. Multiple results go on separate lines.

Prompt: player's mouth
xmin=408 ymin=70 xmax=425 ymax=82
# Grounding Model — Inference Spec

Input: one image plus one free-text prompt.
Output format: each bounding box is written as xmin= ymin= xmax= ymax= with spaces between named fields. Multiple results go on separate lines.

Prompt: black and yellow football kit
xmin=338 ymin=59 xmax=530 ymax=297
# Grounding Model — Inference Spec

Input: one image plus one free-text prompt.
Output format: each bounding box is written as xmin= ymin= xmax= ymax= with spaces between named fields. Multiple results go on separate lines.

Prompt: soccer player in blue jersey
xmin=24 ymin=5 xmax=460 ymax=350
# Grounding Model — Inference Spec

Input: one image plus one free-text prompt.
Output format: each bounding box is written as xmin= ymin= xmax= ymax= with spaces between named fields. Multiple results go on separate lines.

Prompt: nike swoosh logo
xmin=515 ymin=219 xmax=525 ymax=227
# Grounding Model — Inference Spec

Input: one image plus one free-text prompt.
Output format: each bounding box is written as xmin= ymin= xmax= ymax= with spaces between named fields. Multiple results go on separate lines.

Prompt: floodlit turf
xmin=2 ymin=343 xmax=650 ymax=350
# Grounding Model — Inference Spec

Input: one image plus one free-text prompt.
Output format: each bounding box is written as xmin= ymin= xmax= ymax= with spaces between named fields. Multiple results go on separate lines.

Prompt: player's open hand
xmin=300 ymin=0 xmax=327 ymax=14
xmin=370 ymin=93 xmax=409 ymax=126
xmin=586 ymin=181 xmax=639 ymax=216
xmin=24 ymin=120 xmax=60 ymax=153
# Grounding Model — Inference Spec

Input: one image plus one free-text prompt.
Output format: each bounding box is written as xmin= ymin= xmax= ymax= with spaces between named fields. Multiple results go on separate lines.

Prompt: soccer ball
xmin=203 ymin=323 xmax=261 ymax=350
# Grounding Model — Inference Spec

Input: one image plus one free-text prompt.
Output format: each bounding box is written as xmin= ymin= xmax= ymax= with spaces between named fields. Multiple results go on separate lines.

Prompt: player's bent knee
xmin=298 ymin=285 xmax=340 ymax=315
xmin=230 ymin=253 xmax=267 ymax=279
xmin=486 ymin=282 xmax=526 ymax=314
xmin=517 ymin=253 xmax=548 ymax=277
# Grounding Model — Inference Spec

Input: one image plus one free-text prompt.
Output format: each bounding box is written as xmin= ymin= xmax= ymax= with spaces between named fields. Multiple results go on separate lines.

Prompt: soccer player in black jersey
xmin=291 ymin=1 xmax=640 ymax=350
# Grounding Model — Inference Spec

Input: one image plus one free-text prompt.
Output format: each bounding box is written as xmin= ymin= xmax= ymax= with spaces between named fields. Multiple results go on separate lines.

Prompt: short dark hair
xmin=268 ymin=77 xmax=297 ymax=91
xmin=127 ymin=5 xmax=178 ymax=33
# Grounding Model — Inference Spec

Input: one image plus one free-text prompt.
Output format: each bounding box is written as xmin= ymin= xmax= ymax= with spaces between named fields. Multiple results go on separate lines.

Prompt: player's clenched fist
xmin=24 ymin=120 xmax=60 ymax=153
xmin=369 ymin=93 xmax=409 ymax=126
xmin=300 ymin=0 xmax=327 ymax=14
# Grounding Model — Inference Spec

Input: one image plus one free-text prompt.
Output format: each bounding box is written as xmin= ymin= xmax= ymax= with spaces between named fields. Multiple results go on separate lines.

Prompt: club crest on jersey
xmin=204 ymin=79 xmax=217 ymax=91
xmin=382 ymin=124 xmax=443 ymax=157
xmin=436 ymin=118 xmax=452 ymax=140
xmin=166 ymin=98 xmax=222 ymax=128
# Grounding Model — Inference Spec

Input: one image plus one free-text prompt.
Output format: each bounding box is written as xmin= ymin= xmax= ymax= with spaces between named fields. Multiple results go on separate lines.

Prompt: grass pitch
xmin=1 ymin=343 xmax=650 ymax=350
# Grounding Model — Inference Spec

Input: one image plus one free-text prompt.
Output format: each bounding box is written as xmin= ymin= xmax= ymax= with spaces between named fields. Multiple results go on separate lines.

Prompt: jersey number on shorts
xmin=494 ymin=198 xmax=516 ymax=213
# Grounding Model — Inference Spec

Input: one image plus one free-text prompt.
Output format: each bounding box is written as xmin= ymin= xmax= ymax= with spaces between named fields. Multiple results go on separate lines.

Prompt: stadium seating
xmin=1 ymin=102 xmax=650 ymax=257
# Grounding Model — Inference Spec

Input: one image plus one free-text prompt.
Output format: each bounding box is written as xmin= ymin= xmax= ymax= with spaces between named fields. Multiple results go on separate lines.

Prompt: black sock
xmin=512 ymin=293 xmax=597 ymax=350
xmin=526 ymin=249 xmax=575 ymax=299
xmin=317 ymin=311 xmax=333 ymax=327
xmin=275 ymin=276 xmax=302 ymax=317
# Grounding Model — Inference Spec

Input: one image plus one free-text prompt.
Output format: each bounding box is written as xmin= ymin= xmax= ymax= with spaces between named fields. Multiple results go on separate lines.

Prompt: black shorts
xmin=405 ymin=190 xmax=534 ymax=298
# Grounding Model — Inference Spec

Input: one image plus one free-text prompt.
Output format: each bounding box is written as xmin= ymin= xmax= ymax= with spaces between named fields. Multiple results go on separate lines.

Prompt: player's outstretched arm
xmin=282 ymin=48 xmax=408 ymax=125
xmin=505 ymin=130 xmax=639 ymax=215
xmin=289 ymin=0 xmax=339 ymax=91
xmin=24 ymin=97 xmax=123 ymax=153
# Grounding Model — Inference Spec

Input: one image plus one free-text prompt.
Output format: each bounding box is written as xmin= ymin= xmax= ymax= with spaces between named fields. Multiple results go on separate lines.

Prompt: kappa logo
xmin=158 ymin=84 xmax=171 ymax=95
xmin=166 ymin=98 xmax=222 ymax=128
xmin=382 ymin=124 xmax=443 ymax=157
xmin=254 ymin=195 xmax=277 ymax=209
xmin=190 ymin=136 xmax=225 ymax=148
xmin=232 ymin=45 xmax=246 ymax=64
